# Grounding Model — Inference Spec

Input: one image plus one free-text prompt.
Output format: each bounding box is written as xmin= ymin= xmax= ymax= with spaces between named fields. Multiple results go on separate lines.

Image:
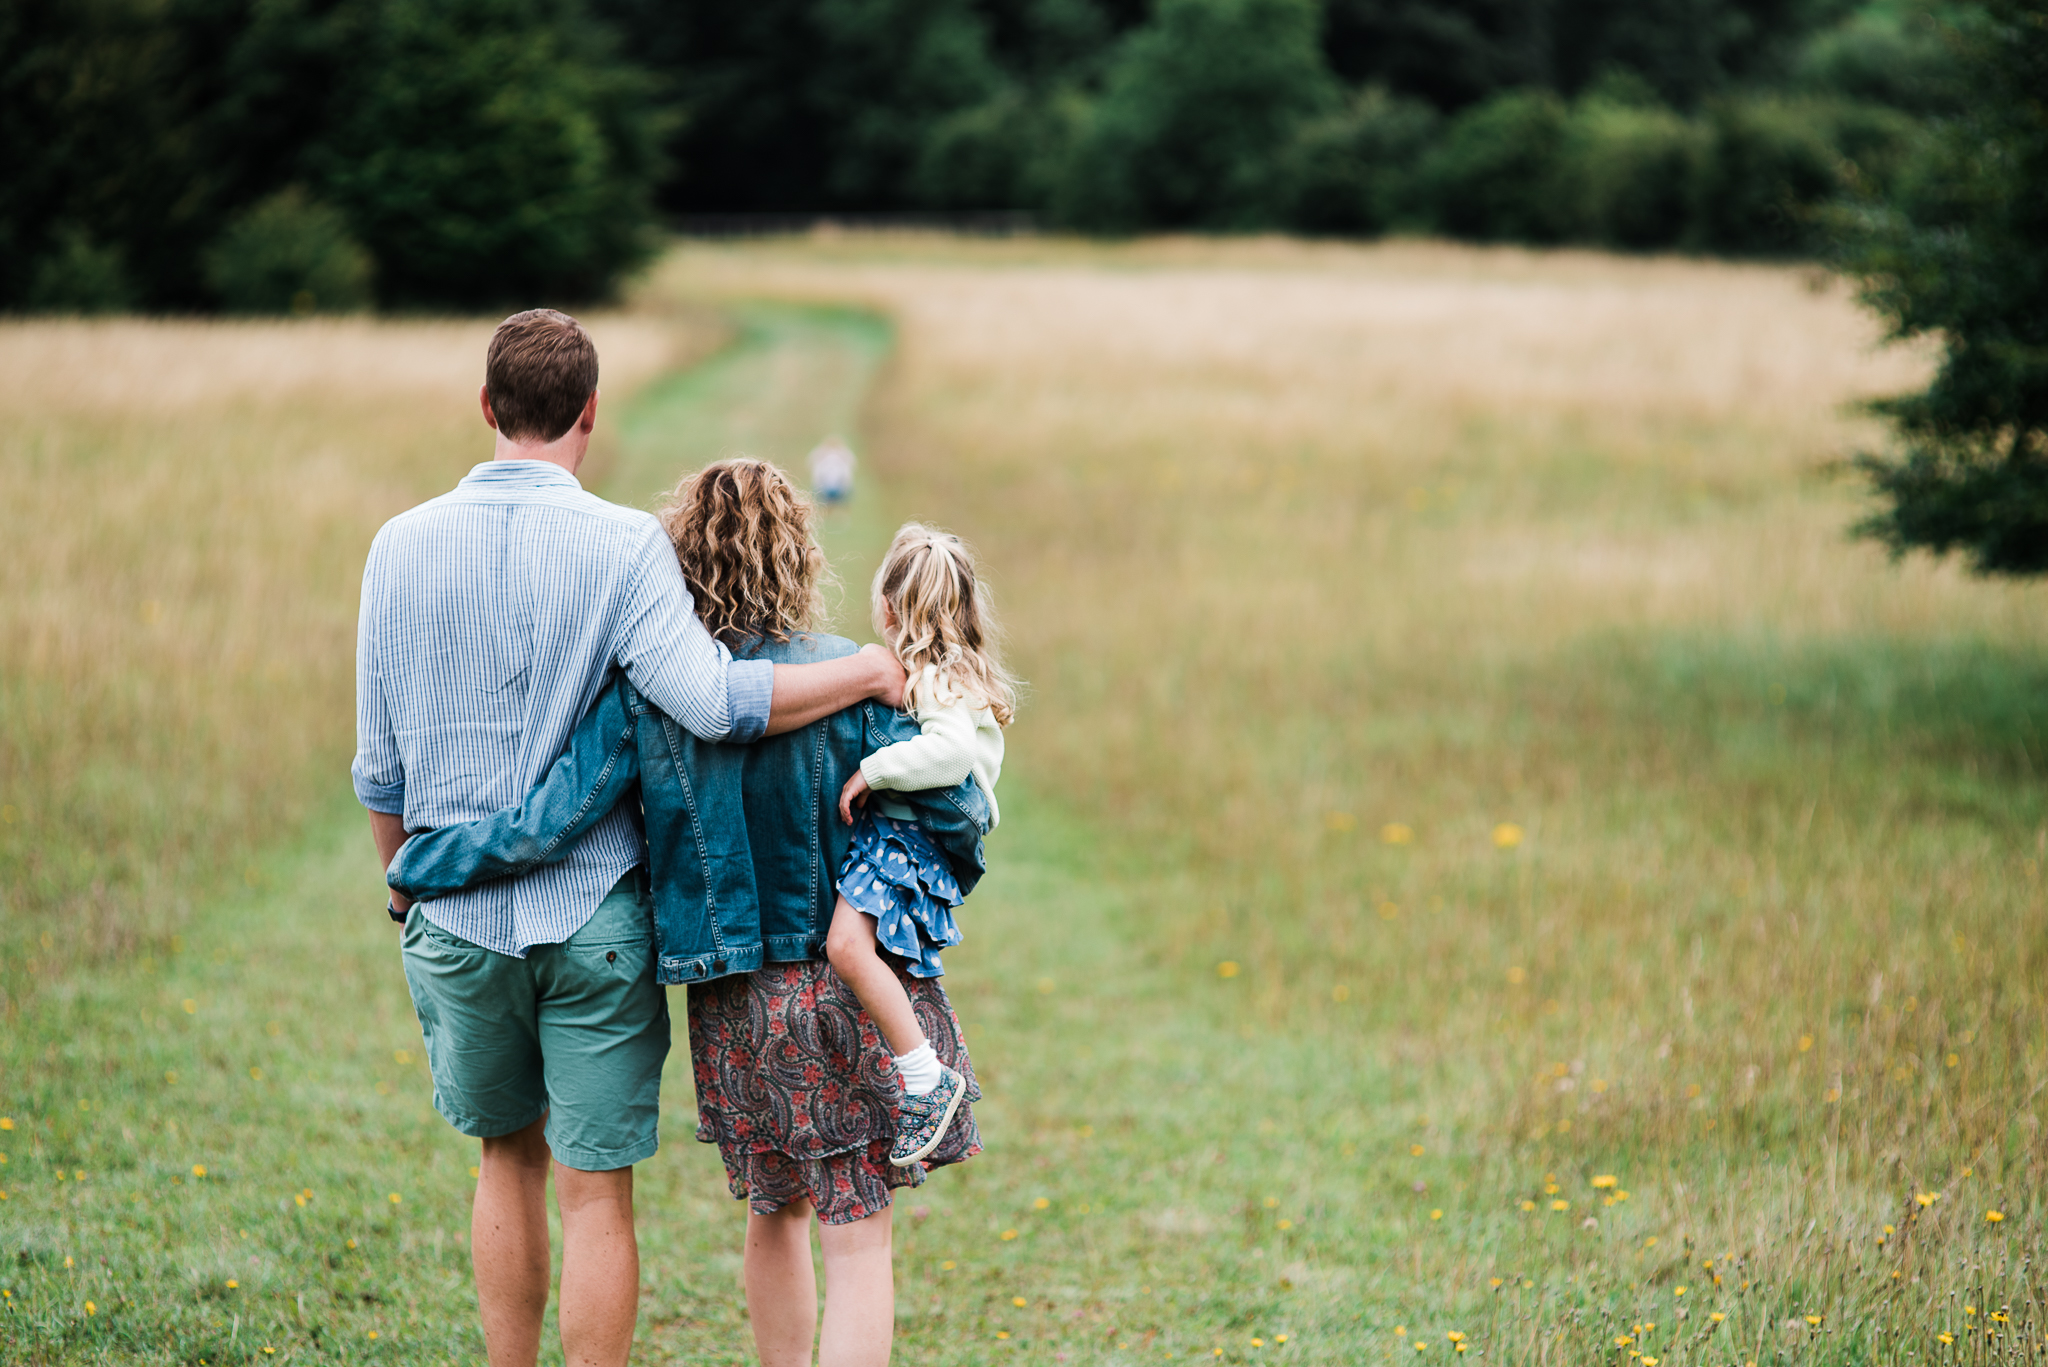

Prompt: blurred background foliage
xmin=0 ymin=0 xmax=1994 ymax=313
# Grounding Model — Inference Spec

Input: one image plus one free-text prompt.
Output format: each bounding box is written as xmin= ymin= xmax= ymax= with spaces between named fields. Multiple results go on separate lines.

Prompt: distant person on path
xmin=352 ymin=313 xmax=906 ymax=1367
xmin=827 ymin=524 xmax=1014 ymax=1167
xmin=386 ymin=459 xmax=989 ymax=1367
xmin=809 ymin=433 xmax=856 ymax=504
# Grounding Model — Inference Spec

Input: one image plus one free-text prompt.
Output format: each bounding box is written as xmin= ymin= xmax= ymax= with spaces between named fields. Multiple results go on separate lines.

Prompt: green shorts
xmin=401 ymin=869 xmax=670 ymax=1171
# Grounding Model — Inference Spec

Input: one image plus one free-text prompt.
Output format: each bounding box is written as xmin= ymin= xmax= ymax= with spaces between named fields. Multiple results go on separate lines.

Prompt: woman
xmin=390 ymin=459 xmax=986 ymax=1366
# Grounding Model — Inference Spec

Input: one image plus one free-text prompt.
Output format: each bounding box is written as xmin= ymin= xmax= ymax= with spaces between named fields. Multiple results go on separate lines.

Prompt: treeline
xmin=3 ymin=0 xmax=1971 ymax=312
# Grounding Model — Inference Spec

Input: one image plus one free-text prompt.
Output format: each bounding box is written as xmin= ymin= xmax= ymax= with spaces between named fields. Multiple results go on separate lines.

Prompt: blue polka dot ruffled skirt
xmin=836 ymin=811 xmax=963 ymax=978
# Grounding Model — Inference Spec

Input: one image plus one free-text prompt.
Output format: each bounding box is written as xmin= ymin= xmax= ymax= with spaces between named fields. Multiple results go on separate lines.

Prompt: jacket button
xmin=713 ymin=959 xmax=725 ymax=973
xmin=606 ymin=951 xmax=617 ymax=963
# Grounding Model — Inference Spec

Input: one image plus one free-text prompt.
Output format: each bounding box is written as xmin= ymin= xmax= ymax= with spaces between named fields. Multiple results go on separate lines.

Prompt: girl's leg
xmin=824 ymin=896 xmax=926 ymax=1057
xmin=816 ymin=1204 xmax=895 ymax=1367
xmin=744 ymin=1198 xmax=819 ymax=1367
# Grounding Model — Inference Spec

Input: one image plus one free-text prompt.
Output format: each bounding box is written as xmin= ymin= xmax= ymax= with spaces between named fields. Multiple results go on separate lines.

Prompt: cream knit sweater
xmin=860 ymin=665 xmax=1004 ymax=829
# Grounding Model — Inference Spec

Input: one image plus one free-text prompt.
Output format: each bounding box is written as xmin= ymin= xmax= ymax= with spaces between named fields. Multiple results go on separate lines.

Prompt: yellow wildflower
xmin=1986 ymin=1210 xmax=2005 ymax=1223
xmin=1001 ymin=1229 xmax=1017 ymax=1240
xmin=1217 ymin=961 xmax=1240 ymax=979
xmin=1492 ymin=824 xmax=1524 ymax=848
xmin=1033 ymin=1197 xmax=1049 ymax=1209
xmin=1591 ymin=1175 xmax=1617 ymax=1189
xmin=1013 ymin=1297 xmax=1027 ymax=1307
xmin=1550 ymin=1200 xmax=1569 ymax=1211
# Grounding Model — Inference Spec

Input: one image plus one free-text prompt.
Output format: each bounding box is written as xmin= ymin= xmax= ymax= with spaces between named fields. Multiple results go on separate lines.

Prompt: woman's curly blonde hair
xmin=659 ymin=458 xmax=831 ymax=648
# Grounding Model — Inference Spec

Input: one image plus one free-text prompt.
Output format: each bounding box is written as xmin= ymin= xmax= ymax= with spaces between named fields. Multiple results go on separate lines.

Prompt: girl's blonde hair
xmin=659 ymin=458 xmax=831 ymax=649
xmin=873 ymin=523 xmax=1017 ymax=727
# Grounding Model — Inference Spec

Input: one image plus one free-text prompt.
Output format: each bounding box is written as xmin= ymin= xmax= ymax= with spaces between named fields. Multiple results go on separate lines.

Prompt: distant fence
xmin=670 ymin=211 xmax=1039 ymax=239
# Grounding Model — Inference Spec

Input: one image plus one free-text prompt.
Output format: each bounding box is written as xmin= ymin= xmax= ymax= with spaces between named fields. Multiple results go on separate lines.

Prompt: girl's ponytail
xmin=873 ymin=524 xmax=1017 ymax=727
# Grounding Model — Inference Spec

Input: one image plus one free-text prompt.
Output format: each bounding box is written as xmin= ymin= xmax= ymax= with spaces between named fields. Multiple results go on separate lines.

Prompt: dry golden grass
xmin=646 ymin=236 xmax=2048 ymax=1350
xmin=0 ymin=311 xmax=716 ymax=991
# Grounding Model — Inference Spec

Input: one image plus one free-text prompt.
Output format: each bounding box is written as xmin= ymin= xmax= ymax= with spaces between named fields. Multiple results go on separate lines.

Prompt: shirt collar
xmin=458 ymin=459 xmax=583 ymax=490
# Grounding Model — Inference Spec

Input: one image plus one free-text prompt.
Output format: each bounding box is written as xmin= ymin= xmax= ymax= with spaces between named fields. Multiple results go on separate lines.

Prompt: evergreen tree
xmin=1844 ymin=0 xmax=2048 ymax=574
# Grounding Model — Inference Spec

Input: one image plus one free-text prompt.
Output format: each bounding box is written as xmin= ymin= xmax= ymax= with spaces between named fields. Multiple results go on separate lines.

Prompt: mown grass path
xmin=0 ymin=303 xmax=1345 ymax=1367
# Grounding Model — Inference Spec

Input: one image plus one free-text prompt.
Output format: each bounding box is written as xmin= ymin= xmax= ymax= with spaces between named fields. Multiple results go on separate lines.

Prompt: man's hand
xmin=838 ymin=769 xmax=872 ymax=825
xmin=860 ymin=643 xmax=908 ymax=710
xmin=763 ymin=645 xmax=910 ymax=736
xmin=369 ymin=809 xmax=414 ymax=922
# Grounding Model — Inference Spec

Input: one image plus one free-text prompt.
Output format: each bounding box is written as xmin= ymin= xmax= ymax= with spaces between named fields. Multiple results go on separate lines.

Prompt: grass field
xmin=2 ymin=235 xmax=2045 ymax=1366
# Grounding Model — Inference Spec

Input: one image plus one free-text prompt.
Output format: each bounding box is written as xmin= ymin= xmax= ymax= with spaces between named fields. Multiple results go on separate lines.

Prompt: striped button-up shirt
xmin=352 ymin=460 xmax=775 ymax=956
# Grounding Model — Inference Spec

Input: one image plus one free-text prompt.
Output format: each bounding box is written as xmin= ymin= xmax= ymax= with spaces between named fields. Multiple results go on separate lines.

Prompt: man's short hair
xmin=485 ymin=309 xmax=599 ymax=444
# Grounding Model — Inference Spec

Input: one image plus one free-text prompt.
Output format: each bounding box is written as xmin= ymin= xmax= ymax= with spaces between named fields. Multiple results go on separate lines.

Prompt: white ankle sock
xmin=894 ymin=1043 xmax=941 ymax=1096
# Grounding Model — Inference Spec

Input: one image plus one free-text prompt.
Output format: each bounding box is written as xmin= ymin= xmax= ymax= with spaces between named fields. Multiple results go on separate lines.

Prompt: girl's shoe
xmin=890 ymin=1065 xmax=966 ymax=1167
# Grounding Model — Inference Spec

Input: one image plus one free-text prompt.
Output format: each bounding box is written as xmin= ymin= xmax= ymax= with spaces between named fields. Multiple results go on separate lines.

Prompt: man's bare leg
xmin=745 ymin=1198 xmax=820 ymax=1367
xmin=817 ymin=1204 xmax=894 ymax=1367
xmin=555 ymin=1162 xmax=640 ymax=1367
xmin=474 ymin=1117 xmax=552 ymax=1366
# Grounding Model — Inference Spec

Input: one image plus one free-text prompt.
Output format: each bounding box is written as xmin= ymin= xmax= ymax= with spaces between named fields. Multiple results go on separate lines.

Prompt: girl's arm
xmin=385 ymin=672 xmax=642 ymax=899
xmin=859 ymin=699 xmax=980 ymax=794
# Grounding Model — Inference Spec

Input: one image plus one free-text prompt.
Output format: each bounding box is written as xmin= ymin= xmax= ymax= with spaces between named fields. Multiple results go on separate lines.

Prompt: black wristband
xmin=387 ymin=900 xmax=407 ymax=924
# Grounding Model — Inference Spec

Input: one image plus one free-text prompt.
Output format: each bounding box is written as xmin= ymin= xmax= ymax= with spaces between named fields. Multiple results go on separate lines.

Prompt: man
xmin=352 ymin=309 xmax=904 ymax=1367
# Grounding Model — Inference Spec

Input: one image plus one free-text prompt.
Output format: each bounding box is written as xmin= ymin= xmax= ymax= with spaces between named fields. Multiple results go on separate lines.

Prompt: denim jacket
xmin=386 ymin=633 xmax=992 ymax=984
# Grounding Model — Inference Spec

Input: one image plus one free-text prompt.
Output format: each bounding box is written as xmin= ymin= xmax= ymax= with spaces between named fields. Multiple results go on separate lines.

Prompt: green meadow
xmin=2 ymin=237 xmax=2044 ymax=1366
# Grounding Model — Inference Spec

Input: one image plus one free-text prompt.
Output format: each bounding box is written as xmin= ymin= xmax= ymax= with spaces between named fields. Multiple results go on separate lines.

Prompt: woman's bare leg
xmin=817 ymin=1204 xmax=894 ymax=1367
xmin=825 ymin=897 xmax=926 ymax=1057
xmin=745 ymin=1199 xmax=819 ymax=1367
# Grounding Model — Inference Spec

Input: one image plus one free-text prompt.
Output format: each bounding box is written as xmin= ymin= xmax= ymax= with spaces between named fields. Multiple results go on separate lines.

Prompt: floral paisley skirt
xmin=687 ymin=959 xmax=981 ymax=1225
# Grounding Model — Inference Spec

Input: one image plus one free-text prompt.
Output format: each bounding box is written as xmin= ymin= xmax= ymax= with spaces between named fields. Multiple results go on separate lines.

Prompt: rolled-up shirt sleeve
xmin=613 ymin=523 xmax=775 ymax=743
xmin=351 ymin=537 xmax=407 ymax=814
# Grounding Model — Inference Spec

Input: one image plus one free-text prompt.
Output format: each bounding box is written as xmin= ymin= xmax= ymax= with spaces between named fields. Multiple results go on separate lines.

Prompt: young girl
xmin=825 ymin=523 xmax=1015 ymax=1166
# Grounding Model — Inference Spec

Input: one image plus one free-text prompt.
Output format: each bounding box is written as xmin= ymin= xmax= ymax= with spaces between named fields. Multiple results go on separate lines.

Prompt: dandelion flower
xmin=1805 ymin=1316 xmax=1822 ymax=1326
xmin=1519 ymin=1200 xmax=1537 ymax=1212
xmin=1001 ymin=1229 xmax=1018 ymax=1241
xmin=84 ymin=1301 xmax=95 ymax=1315
xmin=192 ymin=1165 xmax=207 ymax=1178
xmin=1446 ymin=1332 xmax=1464 ymax=1342
xmin=1251 ymin=1338 xmax=1264 ymax=1347
xmin=388 ymin=1192 xmax=402 ymax=1204
xmin=1430 ymin=1210 xmax=1443 ymax=1221
xmin=942 ymin=1261 xmax=957 ymax=1271
xmin=1710 ymin=1313 xmax=1726 ymax=1324
xmin=1938 ymin=1334 xmax=1954 ymax=1345
xmin=1489 ymin=1278 xmax=1503 ymax=1289
xmin=1411 ymin=1145 xmax=1425 ymax=1157
xmin=1033 ymin=1197 xmax=1049 ymax=1210
xmin=1014 ymin=1297 xmax=1028 ymax=1307
xmin=0 ymin=1119 xmax=11 ymax=1130
xmin=1591 ymin=1175 xmax=1618 ymax=1189
xmin=1395 ymin=1326 xmax=1406 ymax=1337
xmin=1550 ymin=1200 xmax=1569 ymax=1211
xmin=1381 ymin=823 xmax=1413 ymax=844
xmin=1916 ymin=1192 xmax=1940 ymax=1207
xmin=1278 ymin=1219 xmax=1293 ymax=1229
xmin=1492 ymin=824 xmax=1523 ymax=848
xmin=226 ymin=1280 xmax=238 ymax=1290
xmin=996 ymin=1331 xmax=1010 ymax=1340
xmin=1986 ymin=1210 xmax=2005 ymax=1223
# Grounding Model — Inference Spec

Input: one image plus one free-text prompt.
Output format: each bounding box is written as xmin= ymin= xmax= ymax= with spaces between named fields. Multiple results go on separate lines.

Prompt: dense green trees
xmin=2 ymin=0 xmax=663 ymax=312
xmin=0 ymin=0 xmax=1991 ymax=312
xmin=1842 ymin=0 xmax=2048 ymax=574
